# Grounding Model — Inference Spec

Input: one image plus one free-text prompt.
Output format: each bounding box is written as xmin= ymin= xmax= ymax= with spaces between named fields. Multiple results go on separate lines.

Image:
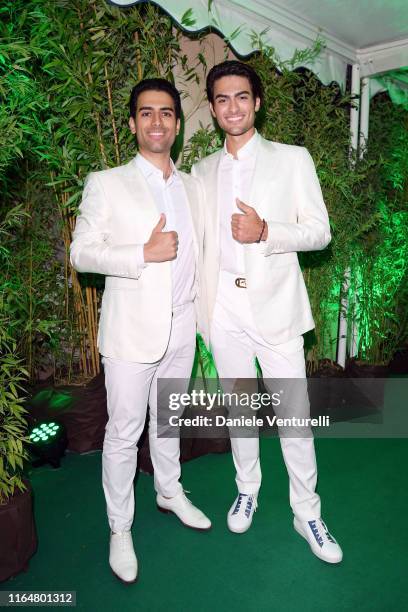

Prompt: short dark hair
xmin=206 ymin=60 xmax=263 ymax=105
xmin=129 ymin=78 xmax=181 ymax=120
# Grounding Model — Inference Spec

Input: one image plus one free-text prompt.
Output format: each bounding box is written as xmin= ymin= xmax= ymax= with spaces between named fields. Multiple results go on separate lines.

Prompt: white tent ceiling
xmin=270 ymin=0 xmax=408 ymax=49
xmin=108 ymin=0 xmax=408 ymax=97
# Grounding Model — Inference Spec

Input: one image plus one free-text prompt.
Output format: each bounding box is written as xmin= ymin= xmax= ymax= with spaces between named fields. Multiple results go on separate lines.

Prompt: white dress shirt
xmin=135 ymin=153 xmax=196 ymax=307
xmin=218 ymin=130 xmax=259 ymax=275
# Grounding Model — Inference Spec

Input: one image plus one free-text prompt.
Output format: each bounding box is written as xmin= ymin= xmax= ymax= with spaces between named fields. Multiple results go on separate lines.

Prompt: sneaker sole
xmin=111 ymin=568 xmax=138 ymax=585
xmin=293 ymin=520 xmax=342 ymax=564
xmin=227 ymin=519 xmax=253 ymax=534
xmin=227 ymin=523 xmax=251 ymax=533
xmin=157 ymin=504 xmax=212 ymax=531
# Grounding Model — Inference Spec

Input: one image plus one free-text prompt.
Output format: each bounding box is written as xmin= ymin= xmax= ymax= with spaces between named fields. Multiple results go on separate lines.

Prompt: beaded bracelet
xmin=256 ymin=218 xmax=266 ymax=243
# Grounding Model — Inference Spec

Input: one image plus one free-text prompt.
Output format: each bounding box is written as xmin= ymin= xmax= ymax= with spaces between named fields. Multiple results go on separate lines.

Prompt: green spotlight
xmin=29 ymin=421 xmax=67 ymax=468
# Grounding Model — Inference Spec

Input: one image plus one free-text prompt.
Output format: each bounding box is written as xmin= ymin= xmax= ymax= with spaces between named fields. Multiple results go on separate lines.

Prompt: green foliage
xmin=1 ymin=0 xmax=193 ymax=384
xmin=352 ymin=93 xmax=408 ymax=363
xmin=180 ymin=123 xmax=223 ymax=172
xmin=29 ymin=0 xmax=182 ymax=191
xmin=0 ymin=206 xmax=30 ymax=503
xmin=181 ymin=8 xmax=196 ymax=28
xmin=191 ymin=334 xmax=218 ymax=383
xmin=0 ymin=4 xmax=45 ymax=180
xmin=2 ymin=167 xmax=71 ymax=381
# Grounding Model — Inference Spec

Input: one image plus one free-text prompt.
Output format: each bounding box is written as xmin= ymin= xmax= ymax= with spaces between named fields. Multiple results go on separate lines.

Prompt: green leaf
xmin=180 ymin=8 xmax=196 ymax=28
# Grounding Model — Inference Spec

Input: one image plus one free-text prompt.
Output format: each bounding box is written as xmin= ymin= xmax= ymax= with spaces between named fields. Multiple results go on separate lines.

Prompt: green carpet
xmin=2 ymin=435 xmax=407 ymax=611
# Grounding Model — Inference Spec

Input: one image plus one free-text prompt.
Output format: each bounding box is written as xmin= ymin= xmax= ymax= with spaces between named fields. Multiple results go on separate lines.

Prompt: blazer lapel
xmin=123 ymin=158 xmax=161 ymax=219
xmin=180 ymin=174 xmax=199 ymax=260
xmin=204 ymin=152 xmax=222 ymax=250
xmin=249 ymin=137 xmax=280 ymax=218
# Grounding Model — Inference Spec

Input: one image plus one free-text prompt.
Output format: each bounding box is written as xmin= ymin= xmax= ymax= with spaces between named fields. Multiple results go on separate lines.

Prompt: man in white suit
xmin=192 ymin=61 xmax=343 ymax=563
xmin=70 ymin=79 xmax=211 ymax=584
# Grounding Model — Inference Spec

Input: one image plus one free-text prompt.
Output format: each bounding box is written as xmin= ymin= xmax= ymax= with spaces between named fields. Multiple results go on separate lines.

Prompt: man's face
xmin=129 ymin=89 xmax=180 ymax=155
xmin=209 ymin=75 xmax=260 ymax=136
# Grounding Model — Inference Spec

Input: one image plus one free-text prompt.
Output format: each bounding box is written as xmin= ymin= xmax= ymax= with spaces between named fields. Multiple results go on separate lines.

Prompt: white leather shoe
xmin=227 ymin=493 xmax=257 ymax=534
xmin=109 ymin=531 xmax=138 ymax=583
xmin=156 ymin=491 xmax=211 ymax=531
xmin=294 ymin=517 xmax=343 ymax=564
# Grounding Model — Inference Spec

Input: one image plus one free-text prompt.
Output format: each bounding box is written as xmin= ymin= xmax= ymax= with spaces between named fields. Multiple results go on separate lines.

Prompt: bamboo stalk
xmin=93 ymin=286 xmax=100 ymax=373
xmin=62 ymin=199 xmax=92 ymax=378
xmin=72 ymin=274 xmax=87 ymax=376
xmin=50 ymin=115 xmax=100 ymax=380
xmin=88 ymin=286 xmax=98 ymax=375
xmin=92 ymin=98 xmax=109 ymax=166
xmin=28 ymin=240 xmax=33 ymax=381
xmin=104 ymin=63 xmax=121 ymax=165
xmin=134 ymin=31 xmax=143 ymax=81
xmin=23 ymin=161 xmax=33 ymax=381
xmin=78 ymin=5 xmax=108 ymax=167
xmin=86 ymin=286 xmax=97 ymax=375
xmin=143 ymin=14 xmax=160 ymax=74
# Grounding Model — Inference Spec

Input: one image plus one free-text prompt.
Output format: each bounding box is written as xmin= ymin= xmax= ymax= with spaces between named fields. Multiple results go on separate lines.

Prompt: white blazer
xmin=192 ymin=135 xmax=331 ymax=345
xmin=70 ymin=158 xmax=209 ymax=363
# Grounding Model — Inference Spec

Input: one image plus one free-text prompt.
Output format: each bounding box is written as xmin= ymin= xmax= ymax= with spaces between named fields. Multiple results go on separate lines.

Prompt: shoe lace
xmin=233 ymin=494 xmax=257 ymax=516
xmin=308 ymin=519 xmax=336 ymax=547
xmin=320 ymin=519 xmax=337 ymax=544
xmin=245 ymin=495 xmax=257 ymax=518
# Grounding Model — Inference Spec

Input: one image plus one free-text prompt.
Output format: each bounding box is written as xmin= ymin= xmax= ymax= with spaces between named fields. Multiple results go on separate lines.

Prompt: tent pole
xmin=359 ymin=77 xmax=370 ymax=156
xmin=337 ymin=64 xmax=361 ymax=368
xmin=350 ymin=64 xmax=361 ymax=151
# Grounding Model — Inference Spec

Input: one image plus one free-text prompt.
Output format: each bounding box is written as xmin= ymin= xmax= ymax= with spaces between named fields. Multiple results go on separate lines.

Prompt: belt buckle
xmin=235 ymin=277 xmax=246 ymax=289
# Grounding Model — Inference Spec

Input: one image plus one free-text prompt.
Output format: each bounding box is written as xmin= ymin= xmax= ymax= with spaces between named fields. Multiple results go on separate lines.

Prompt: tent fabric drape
xmin=106 ymin=0 xmax=349 ymax=88
xmin=108 ymin=0 xmax=408 ymax=102
xmin=373 ymin=69 xmax=408 ymax=110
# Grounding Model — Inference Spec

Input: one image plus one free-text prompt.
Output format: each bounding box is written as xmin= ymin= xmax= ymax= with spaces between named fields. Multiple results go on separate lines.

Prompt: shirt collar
xmin=223 ymin=129 xmax=259 ymax=161
xmin=135 ymin=152 xmax=177 ymax=182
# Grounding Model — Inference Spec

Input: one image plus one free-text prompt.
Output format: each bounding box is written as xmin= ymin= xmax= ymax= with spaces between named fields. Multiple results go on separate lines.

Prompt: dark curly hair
xmin=206 ymin=60 xmax=263 ymax=105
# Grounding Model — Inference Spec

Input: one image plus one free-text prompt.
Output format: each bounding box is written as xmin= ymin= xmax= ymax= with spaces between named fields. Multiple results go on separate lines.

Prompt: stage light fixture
xmin=29 ymin=421 xmax=68 ymax=468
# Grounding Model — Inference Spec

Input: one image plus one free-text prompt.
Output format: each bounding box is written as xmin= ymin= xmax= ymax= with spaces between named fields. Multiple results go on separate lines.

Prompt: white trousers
xmin=210 ymin=272 xmax=321 ymax=521
xmin=102 ymin=302 xmax=196 ymax=533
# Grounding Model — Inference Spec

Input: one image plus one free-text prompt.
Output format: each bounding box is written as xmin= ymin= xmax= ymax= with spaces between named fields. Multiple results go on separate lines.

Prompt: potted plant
xmin=0 ymin=206 xmax=38 ymax=582
xmin=0 ymin=329 xmax=38 ymax=582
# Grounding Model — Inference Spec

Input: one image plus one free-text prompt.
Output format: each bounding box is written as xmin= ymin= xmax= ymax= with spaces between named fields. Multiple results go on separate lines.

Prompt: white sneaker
xmin=294 ymin=517 xmax=343 ymax=564
xmin=109 ymin=531 xmax=138 ymax=583
xmin=156 ymin=491 xmax=211 ymax=531
xmin=227 ymin=493 xmax=257 ymax=534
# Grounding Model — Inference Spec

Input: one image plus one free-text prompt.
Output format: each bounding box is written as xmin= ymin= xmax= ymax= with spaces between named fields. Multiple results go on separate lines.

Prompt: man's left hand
xmin=231 ymin=199 xmax=267 ymax=243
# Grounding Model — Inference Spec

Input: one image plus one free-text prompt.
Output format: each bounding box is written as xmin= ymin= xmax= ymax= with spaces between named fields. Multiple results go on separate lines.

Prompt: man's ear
xmin=176 ymin=118 xmax=181 ymax=135
xmin=129 ymin=116 xmax=136 ymax=134
xmin=209 ymin=102 xmax=216 ymax=119
xmin=255 ymin=97 xmax=261 ymax=112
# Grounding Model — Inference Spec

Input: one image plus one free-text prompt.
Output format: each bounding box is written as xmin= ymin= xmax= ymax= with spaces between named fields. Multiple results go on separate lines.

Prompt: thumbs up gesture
xmin=143 ymin=214 xmax=179 ymax=262
xmin=231 ymin=198 xmax=267 ymax=243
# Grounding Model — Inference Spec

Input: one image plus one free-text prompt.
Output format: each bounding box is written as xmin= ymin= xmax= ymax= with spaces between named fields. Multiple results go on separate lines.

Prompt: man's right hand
xmin=143 ymin=214 xmax=178 ymax=263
